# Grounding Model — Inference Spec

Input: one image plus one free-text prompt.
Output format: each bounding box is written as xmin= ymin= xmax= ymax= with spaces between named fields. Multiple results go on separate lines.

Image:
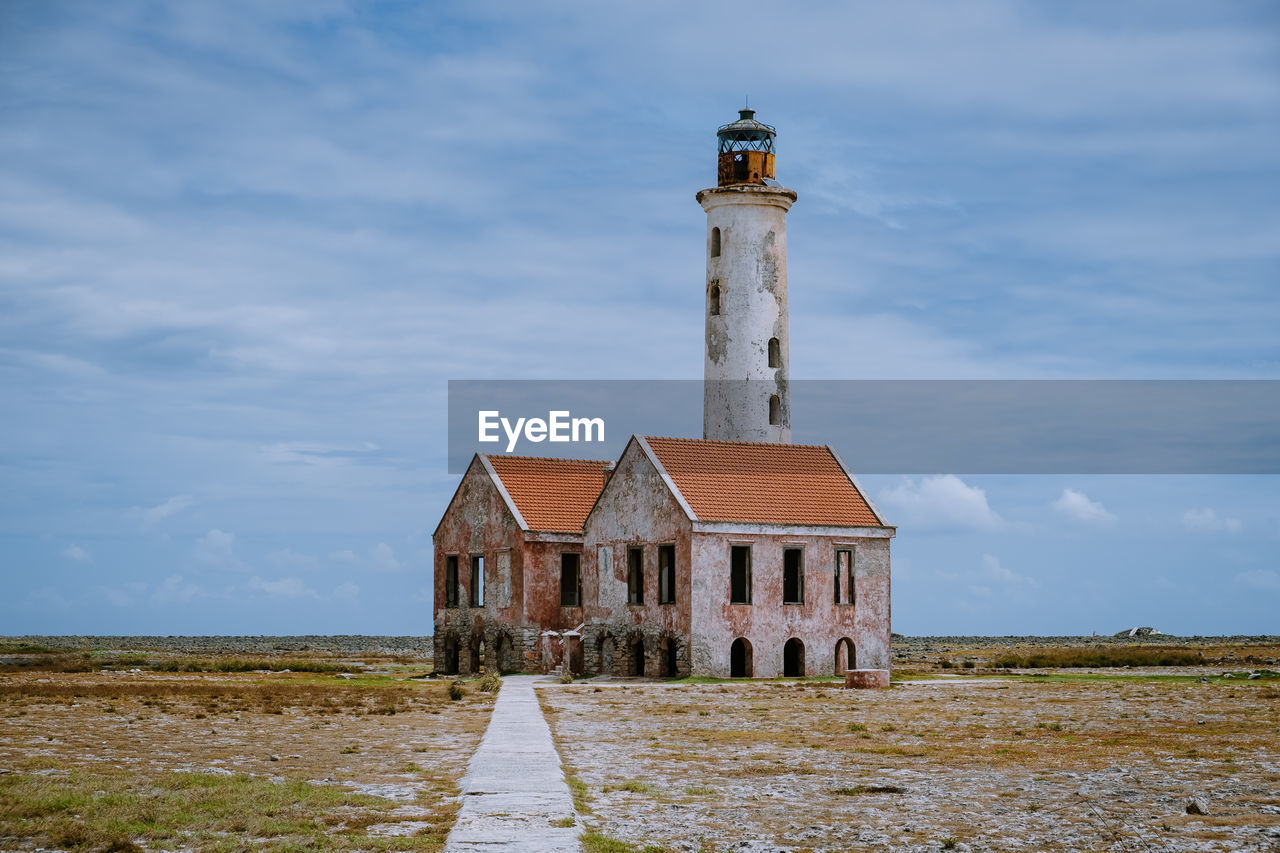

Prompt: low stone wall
xmin=844 ymin=668 xmax=890 ymax=689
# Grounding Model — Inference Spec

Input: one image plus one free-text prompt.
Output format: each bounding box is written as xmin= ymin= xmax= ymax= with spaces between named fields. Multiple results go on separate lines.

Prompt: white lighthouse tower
xmin=698 ymin=108 xmax=796 ymax=444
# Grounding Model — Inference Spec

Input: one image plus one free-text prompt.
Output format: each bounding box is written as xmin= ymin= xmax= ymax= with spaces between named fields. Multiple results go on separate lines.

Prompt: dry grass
xmin=543 ymin=673 xmax=1280 ymax=851
xmin=0 ymin=666 xmax=496 ymax=851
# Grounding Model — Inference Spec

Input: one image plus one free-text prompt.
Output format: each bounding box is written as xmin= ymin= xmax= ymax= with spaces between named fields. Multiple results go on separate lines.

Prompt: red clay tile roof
xmin=644 ymin=437 xmax=883 ymax=527
xmin=485 ymin=455 xmax=611 ymax=532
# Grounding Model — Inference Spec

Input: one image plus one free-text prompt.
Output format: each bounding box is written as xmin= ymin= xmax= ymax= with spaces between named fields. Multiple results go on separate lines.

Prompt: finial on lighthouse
xmin=716 ymin=106 xmax=776 ymax=187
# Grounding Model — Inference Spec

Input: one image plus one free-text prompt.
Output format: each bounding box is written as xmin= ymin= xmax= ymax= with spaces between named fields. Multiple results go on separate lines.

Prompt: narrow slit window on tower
xmin=709 ymin=283 xmax=721 ymax=316
xmin=783 ymin=548 xmax=804 ymax=605
xmin=469 ymin=554 xmax=484 ymax=607
xmin=627 ymin=546 xmax=644 ymax=605
xmin=560 ymin=552 xmax=581 ymax=607
xmin=710 ymin=227 xmax=721 ymax=258
xmin=658 ymin=544 xmax=676 ymax=605
xmin=730 ymin=545 xmax=752 ymax=604
xmin=768 ymin=337 xmax=781 ymax=368
xmin=769 ymin=394 xmax=781 ymax=426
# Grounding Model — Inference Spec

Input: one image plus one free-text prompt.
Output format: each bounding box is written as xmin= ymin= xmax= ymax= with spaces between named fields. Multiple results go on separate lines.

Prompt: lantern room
xmin=716 ymin=108 xmax=776 ymax=187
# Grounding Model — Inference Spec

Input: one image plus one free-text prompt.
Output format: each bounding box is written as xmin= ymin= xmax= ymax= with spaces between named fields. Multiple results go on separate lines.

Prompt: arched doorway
xmin=784 ymin=637 xmax=805 ymax=678
xmin=661 ymin=637 xmax=678 ymax=678
xmin=495 ymin=632 xmax=515 ymax=674
xmin=630 ymin=637 xmax=645 ymax=677
xmin=442 ymin=634 xmax=460 ymax=676
xmin=835 ymin=637 xmax=856 ymax=676
xmin=730 ymin=638 xmax=753 ymax=678
xmin=598 ymin=635 xmax=616 ymax=676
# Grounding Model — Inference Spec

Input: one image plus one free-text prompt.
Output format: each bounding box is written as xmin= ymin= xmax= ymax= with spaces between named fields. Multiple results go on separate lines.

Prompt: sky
xmin=1 ymin=1 xmax=1277 ymax=637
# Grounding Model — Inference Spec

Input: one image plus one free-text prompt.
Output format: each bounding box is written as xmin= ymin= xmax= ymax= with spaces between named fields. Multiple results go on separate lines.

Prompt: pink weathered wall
xmin=689 ymin=530 xmax=891 ymax=677
xmin=581 ymin=440 xmax=694 ymax=672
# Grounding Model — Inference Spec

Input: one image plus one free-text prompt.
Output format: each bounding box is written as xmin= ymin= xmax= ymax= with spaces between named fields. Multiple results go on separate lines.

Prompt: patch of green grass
xmin=566 ymin=773 xmax=593 ymax=813
xmin=604 ymin=779 xmax=654 ymax=794
xmin=0 ymin=768 xmax=398 ymax=850
xmin=684 ymin=784 xmax=714 ymax=796
xmin=582 ymin=830 xmax=640 ymax=853
xmin=550 ymin=816 xmax=576 ymax=828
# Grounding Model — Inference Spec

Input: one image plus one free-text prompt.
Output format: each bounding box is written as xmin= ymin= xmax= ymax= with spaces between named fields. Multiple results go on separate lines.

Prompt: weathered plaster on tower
xmin=700 ymin=105 xmax=796 ymax=445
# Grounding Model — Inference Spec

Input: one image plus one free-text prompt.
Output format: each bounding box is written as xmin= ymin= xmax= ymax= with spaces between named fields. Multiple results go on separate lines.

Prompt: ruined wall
xmin=522 ymin=537 xmax=584 ymax=633
xmin=580 ymin=440 xmax=694 ymax=677
xmin=852 ymin=537 xmax=892 ymax=671
xmin=689 ymin=528 xmax=891 ymax=677
xmin=698 ymin=184 xmax=796 ymax=444
xmin=431 ymin=457 xmax=572 ymax=674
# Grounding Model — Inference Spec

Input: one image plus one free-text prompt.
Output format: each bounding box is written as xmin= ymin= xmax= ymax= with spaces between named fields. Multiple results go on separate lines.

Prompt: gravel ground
xmin=542 ymin=675 xmax=1280 ymax=852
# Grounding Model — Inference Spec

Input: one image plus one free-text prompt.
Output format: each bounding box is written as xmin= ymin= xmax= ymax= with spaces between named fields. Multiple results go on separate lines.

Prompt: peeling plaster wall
xmin=431 ymin=456 xmax=583 ymax=674
xmin=690 ymin=530 xmax=891 ymax=677
xmin=699 ymin=184 xmax=796 ymax=443
xmin=581 ymin=440 xmax=694 ymax=676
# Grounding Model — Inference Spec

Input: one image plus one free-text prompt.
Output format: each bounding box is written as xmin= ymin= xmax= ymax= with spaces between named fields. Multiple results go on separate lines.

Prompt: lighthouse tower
xmin=698 ymin=108 xmax=796 ymax=444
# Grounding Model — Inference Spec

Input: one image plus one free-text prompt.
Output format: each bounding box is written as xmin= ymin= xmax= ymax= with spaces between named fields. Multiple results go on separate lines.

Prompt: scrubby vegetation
xmin=990 ymin=646 xmax=1205 ymax=668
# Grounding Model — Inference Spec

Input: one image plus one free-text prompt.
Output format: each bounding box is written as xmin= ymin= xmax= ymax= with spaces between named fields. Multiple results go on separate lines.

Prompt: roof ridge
xmin=644 ymin=435 xmax=833 ymax=450
xmin=485 ymin=454 xmax=612 ymax=465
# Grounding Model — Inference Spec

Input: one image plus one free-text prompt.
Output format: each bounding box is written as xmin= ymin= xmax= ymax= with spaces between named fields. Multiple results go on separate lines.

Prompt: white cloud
xmin=1232 ymin=569 xmax=1279 ymax=593
xmin=1182 ymin=507 xmax=1243 ymax=533
xmin=269 ymin=548 xmax=318 ymax=569
xmin=332 ymin=581 xmax=359 ymax=601
xmin=135 ymin=495 xmax=194 ymax=529
xmin=329 ymin=542 xmax=403 ymax=572
xmin=62 ymin=544 xmax=93 ymax=563
xmin=152 ymin=574 xmax=203 ymax=604
xmin=977 ymin=554 xmax=1039 ymax=588
xmin=878 ymin=475 xmax=1004 ymax=531
xmin=25 ymin=586 xmax=74 ymax=610
xmin=248 ymin=576 xmax=319 ymax=599
xmin=1052 ymin=488 xmax=1116 ymax=525
xmin=100 ymin=582 xmax=147 ymax=607
xmin=194 ymin=528 xmax=249 ymax=572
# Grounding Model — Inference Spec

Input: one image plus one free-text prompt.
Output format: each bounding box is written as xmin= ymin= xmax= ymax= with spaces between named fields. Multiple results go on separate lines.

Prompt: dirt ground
xmin=543 ymin=673 xmax=1280 ymax=852
xmin=0 ymin=665 xmax=494 ymax=851
xmin=3 ymin=637 xmax=1278 ymax=852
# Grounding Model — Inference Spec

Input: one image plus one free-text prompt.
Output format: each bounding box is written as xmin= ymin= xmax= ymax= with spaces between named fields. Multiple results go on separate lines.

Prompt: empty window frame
xmin=768 ymin=337 xmax=781 ymax=368
xmin=445 ymin=555 xmax=459 ymax=608
xmin=835 ymin=548 xmax=855 ymax=605
xmin=658 ymin=544 xmax=676 ymax=604
xmin=710 ymin=227 xmax=721 ymax=257
xmin=730 ymin=545 xmax=752 ymax=604
xmin=769 ymin=394 xmax=781 ymax=426
xmin=627 ymin=546 xmax=644 ymax=605
xmin=469 ymin=555 xmax=485 ymax=607
xmin=783 ymin=548 xmax=804 ymax=605
xmin=709 ymin=283 xmax=721 ymax=316
xmin=560 ymin=552 xmax=582 ymax=607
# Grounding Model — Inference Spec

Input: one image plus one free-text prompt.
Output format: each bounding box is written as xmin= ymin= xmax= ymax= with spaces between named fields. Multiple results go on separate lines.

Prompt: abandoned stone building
xmin=432 ymin=109 xmax=894 ymax=678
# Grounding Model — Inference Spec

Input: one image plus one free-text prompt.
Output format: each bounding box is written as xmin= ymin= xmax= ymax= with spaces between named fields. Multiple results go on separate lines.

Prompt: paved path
xmin=444 ymin=675 xmax=580 ymax=852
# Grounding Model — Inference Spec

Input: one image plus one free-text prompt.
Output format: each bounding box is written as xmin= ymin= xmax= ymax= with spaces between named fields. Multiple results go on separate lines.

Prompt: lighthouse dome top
xmin=716 ymin=108 xmax=776 ymax=154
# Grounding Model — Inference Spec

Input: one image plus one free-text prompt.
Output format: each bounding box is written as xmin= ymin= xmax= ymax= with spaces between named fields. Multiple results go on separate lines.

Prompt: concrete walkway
xmin=444 ymin=675 xmax=580 ymax=852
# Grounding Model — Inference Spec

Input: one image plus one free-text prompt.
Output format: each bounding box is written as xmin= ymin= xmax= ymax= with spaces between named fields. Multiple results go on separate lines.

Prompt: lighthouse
xmin=698 ymin=107 xmax=796 ymax=444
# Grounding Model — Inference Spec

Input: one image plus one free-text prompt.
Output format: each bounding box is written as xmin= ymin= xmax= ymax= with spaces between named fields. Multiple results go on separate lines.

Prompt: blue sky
xmin=2 ymin=1 xmax=1277 ymax=636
